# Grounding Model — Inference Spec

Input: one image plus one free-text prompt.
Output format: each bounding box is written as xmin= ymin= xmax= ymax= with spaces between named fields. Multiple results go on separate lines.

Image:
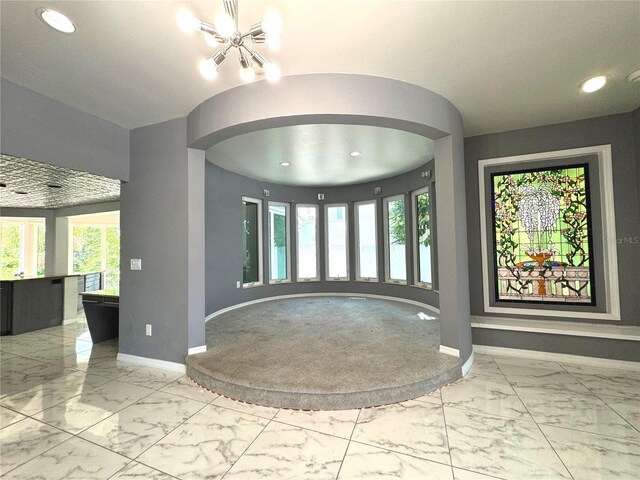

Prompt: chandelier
xmin=176 ymin=0 xmax=282 ymax=83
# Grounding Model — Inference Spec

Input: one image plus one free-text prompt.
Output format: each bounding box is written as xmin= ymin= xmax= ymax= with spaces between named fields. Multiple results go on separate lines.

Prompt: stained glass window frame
xmin=489 ymin=162 xmax=596 ymax=306
xmin=478 ymin=145 xmax=620 ymax=321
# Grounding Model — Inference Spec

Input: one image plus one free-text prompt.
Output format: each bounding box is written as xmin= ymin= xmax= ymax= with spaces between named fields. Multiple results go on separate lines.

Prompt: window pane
xmin=243 ymin=201 xmax=260 ymax=284
xmin=269 ymin=203 xmax=288 ymax=281
xmin=73 ymin=226 xmax=102 ymax=273
xmin=106 ymin=226 xmax=120 ymax=290
xmin=356 ymin=202 xmax=377 ymax=279
xmin=386 ymin=197 xmax=406 ymax=281
xmin=297 ymin=206 xmax=318 ymax=279
xmin=1 ymin=224 xmax=23 ymax=278
xmin=37 ymin=224 xmax=46 ymax=276
xmin=416 ymin=190 xmax=432 ymax=284
xmin=326 ymin=205 xmax=348 ymax=278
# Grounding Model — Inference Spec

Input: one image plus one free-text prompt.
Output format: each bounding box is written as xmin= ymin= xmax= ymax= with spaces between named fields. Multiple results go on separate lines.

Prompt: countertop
xmin=1 ymin=272 xmax=103 ymax=282
xmin=81 ymin=289 xmax=119 ymax=298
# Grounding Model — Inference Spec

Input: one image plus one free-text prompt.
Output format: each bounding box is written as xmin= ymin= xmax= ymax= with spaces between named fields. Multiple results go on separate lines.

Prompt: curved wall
xmin=205 ymin=161 xmax=437 ymax=316
xmin=192 ymin=73 xmax=471 ymax=362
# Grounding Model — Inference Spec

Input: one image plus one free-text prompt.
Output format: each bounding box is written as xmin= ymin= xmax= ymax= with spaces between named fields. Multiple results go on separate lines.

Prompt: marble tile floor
xmin=1 ymin=320 xmax=639 ymax=479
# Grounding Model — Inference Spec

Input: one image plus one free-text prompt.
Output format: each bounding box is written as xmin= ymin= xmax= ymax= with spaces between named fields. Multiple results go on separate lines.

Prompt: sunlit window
xmin=268 ymin=202 xmax=290 ymax=283
xmin=0 ymin=217 xmax=46 ymax=279
xmin=383 ymin=195 xmax=407 ymax=283
xmin=355 ymin=200 xmax=378 ymax=281
xmin=325 ymin=204 xmax=349 ymax=280
xmin=412 ymin=186 xmax=433 ymax=288
xmin=242 ymin=197 xmax=263 ymax=286
xmin=296 ymin=204 xmax=319 ymax=281
xmin=71 ymin=220 xmax=120 ymax=291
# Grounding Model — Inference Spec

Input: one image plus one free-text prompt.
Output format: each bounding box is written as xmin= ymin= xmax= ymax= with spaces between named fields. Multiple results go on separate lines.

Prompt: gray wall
xmin=205 ymin=161 xmax=438 ymax=315
xmin=634 ymin=107 xmax=640 ymax=212
xmin=465 ymin=111 xmax=640 ymax=361
xmin=473 ymin=329 xmax=640 ymax=362
xmin=464 ymin=111 xmax=640 ymax=327
xmin=120 ymin=117 xmax=205 ymax=363
xmin=0 ymin=79 xmax=129 ymax=181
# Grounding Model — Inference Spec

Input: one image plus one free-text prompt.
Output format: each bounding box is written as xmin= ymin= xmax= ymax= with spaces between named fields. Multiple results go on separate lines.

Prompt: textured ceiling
xmin=1 ymin=1 xmax=638 ymax=136
xmin=0 ymin=154 xmax=120 ymax=209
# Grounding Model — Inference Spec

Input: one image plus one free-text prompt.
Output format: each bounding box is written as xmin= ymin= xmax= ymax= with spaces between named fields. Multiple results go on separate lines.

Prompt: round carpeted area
xmin=186 ymin=296 xmax=461 ymax=410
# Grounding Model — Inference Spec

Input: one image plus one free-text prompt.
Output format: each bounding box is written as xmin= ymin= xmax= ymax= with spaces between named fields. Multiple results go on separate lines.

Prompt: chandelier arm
xmin=223 ymin=0 xmax=239 ymax=27
xmin=200 ymin=21 xmax=217 ymax=35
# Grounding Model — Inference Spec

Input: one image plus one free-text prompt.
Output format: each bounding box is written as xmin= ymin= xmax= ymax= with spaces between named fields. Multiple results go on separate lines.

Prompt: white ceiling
xmin=1 ymin=1 xmax=638 ymax=137
xmin=206 ymin=124 xmax=434 ymax=186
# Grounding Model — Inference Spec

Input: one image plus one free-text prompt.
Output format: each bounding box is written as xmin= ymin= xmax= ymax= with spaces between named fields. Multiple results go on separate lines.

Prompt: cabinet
xmin=82 ymin=291 xmax=119 ymax=343
xmin=0 ymin=277 xmax=64 ymax=335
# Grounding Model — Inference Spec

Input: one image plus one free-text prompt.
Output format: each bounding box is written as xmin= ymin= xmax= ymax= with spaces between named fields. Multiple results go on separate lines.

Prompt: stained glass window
xmin=491 ymin=164 xmax=594 ymax=304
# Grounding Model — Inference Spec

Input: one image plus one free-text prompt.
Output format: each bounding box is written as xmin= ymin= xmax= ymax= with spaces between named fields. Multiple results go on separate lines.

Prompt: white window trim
xmin=383 ymin=194 xmax=408 ymax=285
xmin=242 ymin=196 xmax=264 ymax=288
xmin=268 ymin=201 xmax=291 ymax=284
xmin=411 ymin=186 xmax=433 ymax=290
xmin=296 ymin=204 xmax=320 ymax=282
xmin=478 ymin=144 xmax=620 ymax=321
xmin=324 ymin=203 xmax=350 ymax=281
xmin=354 ymin=200 xmax=378 ymax=282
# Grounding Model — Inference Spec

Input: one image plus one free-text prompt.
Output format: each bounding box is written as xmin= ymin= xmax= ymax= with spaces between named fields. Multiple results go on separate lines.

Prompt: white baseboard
xmin=439 ymin=345 xmax=460 ymax=357
xmin=206 ymin=292 xmax=440 ymax=321
xmin=461 ymin=351 xmax=474 ymax=376
xmin=62 ymin=318 xmax=77 ymax=325
xmin=473 ymin=345 xmax=640 ymax=371
xmin=471 ymin=315 xmax=640 ymax=341
xmin=188 ymin=345 xmax=207 ymax=355
xmin=117 ymin=353 xmax=186 ymax=373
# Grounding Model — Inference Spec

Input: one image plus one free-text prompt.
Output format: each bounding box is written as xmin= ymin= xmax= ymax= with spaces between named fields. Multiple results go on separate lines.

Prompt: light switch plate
xmin=130 ymin=259 xmax=142 ymax=270
xmin=145 ymin=324 xmax=152 ymax=336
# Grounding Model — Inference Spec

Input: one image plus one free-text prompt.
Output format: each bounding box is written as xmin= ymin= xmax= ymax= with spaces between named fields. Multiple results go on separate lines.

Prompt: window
xmin=383 ymin=195 xmax=407 ymax=283
xmin=412 ymin=186 xmax=433 ymax=288
xmin=325 ymin=204 xmax=349 ymax=280
xmin=0 ymin=217 xmax=46 ymax=278
xmin=268 ymin=202 xmax=290 ymax=283
xmin=491 ymin=164 xmax=594 ymax=304
xmin=354 ymin=200 xmax=378 ymax=281
xmin=296 ymin=204 xmax=319 ymax=281
xmin=242 ymin=197 xmax=263 ymax=287
xmin=71 ymin=220 xmax=120 ymax=291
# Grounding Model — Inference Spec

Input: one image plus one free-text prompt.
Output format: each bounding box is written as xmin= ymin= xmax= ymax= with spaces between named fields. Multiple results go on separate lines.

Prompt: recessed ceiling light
xmin=579 ymin=75 xmax=608 ymax=93
xmin=46 ymin=183 xmax=63 ymax=189
xmin=627 ymin=68 xmax=640 ymax=83
xmin=12 ymin=191 xmax=28 ymax=195
xmin=280 ymin=162 xmax=290 ymax=167
xmin=37 ymin=8 xmax=76 ymax=33
xmin=0 ymin=183 xmax=6 ymax=188
xmin=350 ymin=151 xmax=361 ymax=157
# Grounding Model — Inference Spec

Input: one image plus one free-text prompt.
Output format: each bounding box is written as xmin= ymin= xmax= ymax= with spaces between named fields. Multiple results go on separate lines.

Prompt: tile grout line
xmin=558 ymin=363 xmax=640 ymax=436
xmin=0 ymin=419 xmax=79 ymax=476
xmin=438 ymin=388 xmax=458 ymax=480
xmin=219 ymin=410 xmax=277 ymax=479
xmin=109 ymin=398 xmax=213 ymax=477
xmin=334 ymin=407 xmax=361 ymax=479
xmin=502 ymin=362 xmax=577 ymax=480
xmin=591 ymin=391 xmax=640 ymax=435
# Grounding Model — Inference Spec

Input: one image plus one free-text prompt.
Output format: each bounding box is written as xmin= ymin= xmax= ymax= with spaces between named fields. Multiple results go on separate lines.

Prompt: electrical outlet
xmin=145 ymin=324 xmax=152 ymax=336
xmin=236 ymin=280 xmax=241 ymax=288
xmin=131 ymin=259 xmax=142 ymax=270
